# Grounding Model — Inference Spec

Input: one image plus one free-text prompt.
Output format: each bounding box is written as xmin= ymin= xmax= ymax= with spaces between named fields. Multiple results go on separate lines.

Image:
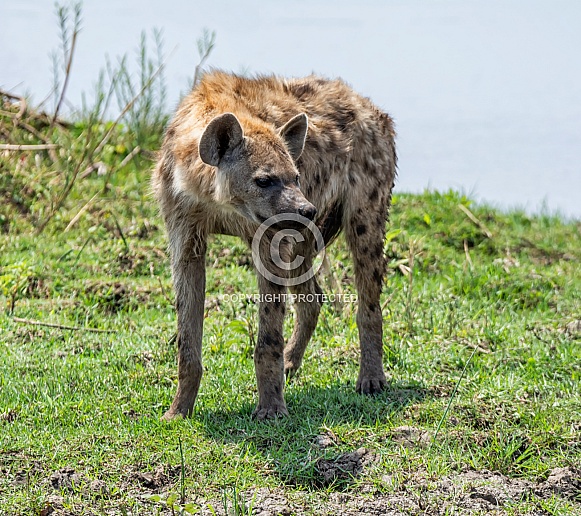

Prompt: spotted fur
xmin=153 ymin=71 xmax=397 ymax=420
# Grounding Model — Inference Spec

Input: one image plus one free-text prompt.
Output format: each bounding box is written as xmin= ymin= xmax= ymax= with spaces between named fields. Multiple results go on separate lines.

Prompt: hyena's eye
xmin=295 ymin=175 xmax=300 ymax=186
xmin=255 ymin=177 xmax=276 ymax=188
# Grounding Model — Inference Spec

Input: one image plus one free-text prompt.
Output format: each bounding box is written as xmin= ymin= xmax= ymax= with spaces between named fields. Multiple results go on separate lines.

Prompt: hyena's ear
xmin=279 ymin=113 xmax=308 ymax=161
xmin=199 ymin=113 xmax=244 ymax=166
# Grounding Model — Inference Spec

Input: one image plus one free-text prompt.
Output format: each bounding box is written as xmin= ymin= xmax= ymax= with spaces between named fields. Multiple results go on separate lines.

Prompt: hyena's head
xmin=198 ymin=112 xmax=316 ymax=227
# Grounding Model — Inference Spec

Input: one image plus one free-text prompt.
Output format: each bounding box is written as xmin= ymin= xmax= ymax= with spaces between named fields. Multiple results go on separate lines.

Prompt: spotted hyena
xmin=152 ymin=71 xmax=396 ymax=420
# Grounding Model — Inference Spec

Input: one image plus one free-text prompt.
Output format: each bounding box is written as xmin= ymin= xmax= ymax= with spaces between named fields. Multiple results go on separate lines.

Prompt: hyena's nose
xmin=298 ymin=203 xmax=317 ymax=221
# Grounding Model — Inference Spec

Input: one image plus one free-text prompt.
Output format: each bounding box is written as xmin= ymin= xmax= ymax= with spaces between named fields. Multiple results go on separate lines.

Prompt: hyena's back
xmin=170 ymin=72 xmax=397 ymax=237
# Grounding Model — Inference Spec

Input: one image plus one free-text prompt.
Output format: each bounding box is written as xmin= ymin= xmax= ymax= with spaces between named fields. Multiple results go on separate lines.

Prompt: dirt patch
xmin=198 ymin=466 xmax=580 ymax=515
xmin=123 ymin=408 xmax=143 ymax=421
xmin=88 ymin=479 xmax=108 ymax=497
xmin=515 ymin=238 xmax=575 ymax=266
xmin=5 ymin=462 xmax=580 ymax=515
xmin=389 ymin=425 xmax=432 ymax=447
xmin=82 ymin=280 xmax=155 ymax=313
xmin=83 ymin=281 xmax=134 ymax=313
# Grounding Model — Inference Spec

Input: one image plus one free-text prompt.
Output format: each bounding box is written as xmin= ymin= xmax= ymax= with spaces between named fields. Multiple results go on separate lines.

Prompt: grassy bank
xmin=1 ymin=106 xmax=580 ymax=513
xmin=1 ymin=9 xmax=580 ymax=509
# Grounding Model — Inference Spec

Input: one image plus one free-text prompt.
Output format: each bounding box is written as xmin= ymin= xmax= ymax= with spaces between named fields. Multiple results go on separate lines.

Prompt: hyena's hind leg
xmin=284 ymin=242 xmax=323 ymax=378
xmin=344 ymin=199 xmax=391 ymax=394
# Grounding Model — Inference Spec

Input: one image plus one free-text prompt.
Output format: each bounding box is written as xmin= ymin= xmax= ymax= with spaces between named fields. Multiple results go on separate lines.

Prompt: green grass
xmin=1 ymin=145 xmax=580 ymax=514
xmin=1 ymin=13 xmax=580 ymax=508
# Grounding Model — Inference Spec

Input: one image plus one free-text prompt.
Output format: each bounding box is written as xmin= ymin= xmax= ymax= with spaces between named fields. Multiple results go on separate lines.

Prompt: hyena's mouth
xmin=270 ymin=218 xmax=314 ymax=232
xmin=272 ymin=219 xmax=308 ymax=230
xmin=253 ymin=210 xmax=318 ymax=230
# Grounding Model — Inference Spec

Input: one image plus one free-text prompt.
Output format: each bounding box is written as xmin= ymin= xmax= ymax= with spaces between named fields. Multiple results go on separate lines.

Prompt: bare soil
xmin=16 ymin=460 xmax=580 ymax=515
xmin=203 ymin=466 xmax=580 ymax=516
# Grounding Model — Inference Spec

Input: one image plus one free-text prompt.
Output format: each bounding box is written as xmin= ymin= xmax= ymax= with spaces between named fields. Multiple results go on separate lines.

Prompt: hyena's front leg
xmin=253 ymin=274 xmax=288 ymax=419
xmin=250 ymin=232 xmax=291 ymax=419
xmin=162 ymin=230 xmax=207 ymax=420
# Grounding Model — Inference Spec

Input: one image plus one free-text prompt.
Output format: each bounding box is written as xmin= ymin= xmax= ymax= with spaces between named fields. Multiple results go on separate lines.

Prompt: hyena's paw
xmin=356 ymin=372 xmax=387 ymax=395
xmin=252 ymin=402 xmax=289 ymax=421
xmin=284 ymin=361 xmax=300 ymax=381
xmin=161 ymin=400 xmax=194 ymax=421
xmin=161 ymin=408 xmax=188 ymax=421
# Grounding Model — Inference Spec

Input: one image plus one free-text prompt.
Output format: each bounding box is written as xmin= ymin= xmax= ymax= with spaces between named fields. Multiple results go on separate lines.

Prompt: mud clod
xmin=132 ymin=471 xmax=156 ymax=488
xmin=89 ymin=479 xmax=108 ymax=496
xmin=130 ymin=464 xmax=179 ymax=491
xmin=314 ymin=430 xmax=340 ymax=449
xmin=49 ymin=467 xmax=82 ymax=491
xmin=315 ymin=447 xmax=374 ymax=485
xmin=536 ymin=466 xmax=581 ymax=501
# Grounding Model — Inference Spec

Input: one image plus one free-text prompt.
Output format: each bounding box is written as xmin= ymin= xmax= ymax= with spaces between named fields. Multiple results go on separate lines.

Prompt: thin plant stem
xmin=431 ymin=348 xmax=478 ymax=449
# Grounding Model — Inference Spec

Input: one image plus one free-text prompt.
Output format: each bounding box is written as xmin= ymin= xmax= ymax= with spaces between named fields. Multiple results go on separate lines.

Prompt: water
xmin=1 ymin=1 xmax=580 ymax=218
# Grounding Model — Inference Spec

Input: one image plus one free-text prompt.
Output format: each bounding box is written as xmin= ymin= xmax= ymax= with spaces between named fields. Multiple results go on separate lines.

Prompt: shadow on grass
xmin=196 ymin=381 xmax=431 ymax=488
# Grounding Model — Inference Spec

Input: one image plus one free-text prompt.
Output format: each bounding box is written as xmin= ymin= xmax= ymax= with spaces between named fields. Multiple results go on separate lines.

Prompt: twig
xmin=15 ymin=119 xmax=50 ymax=142
xmin=15 ymin=95 xmax=27 ymax=120
xmin=73 ymin=236 xmax=93 ymax=267
xmin=118 ymin=145 xmax=141 ymax=168
xmin=461 ymin=339 xmax=491 ymax=354
xmin=192 ymin=29 xmax=216 ymax=87
xmin=531 ymin=327 xmax=552 ymax=345
xmin=64 ymin=192 xmax=99 ymax=232
xmin=51 ymin=18 xmax=79 ymax=125
xmin=2 ymin=104 xmax=63 ymax=162
xmin=0 ymin=92 xmax=26 ymax=120
xmin=157 ymin=277 xmax=173 ymax=306
xmin=463 ymin=239 xmax=473 ymax=269
xmin=12 ymin=317 xmax=116 ymax=334
xmin=0 ymin=89 xmax=22 ymax=101
xmin=0 ymin=144 xmax=58 ymax=151
xmin=106 ymin=209 xmax=129 ymax=252
xmin=380 ymin=291 xmax=395 ymax=314
xmin=100 ymin=145 xmax=141 ymax=193
xmin=34 ymin=115 xmax=96 ymax=234
xmin=458 ymin=204 xmax=492 ymax=238
xmin=79 ymin=162 xmax=106 ymax=180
